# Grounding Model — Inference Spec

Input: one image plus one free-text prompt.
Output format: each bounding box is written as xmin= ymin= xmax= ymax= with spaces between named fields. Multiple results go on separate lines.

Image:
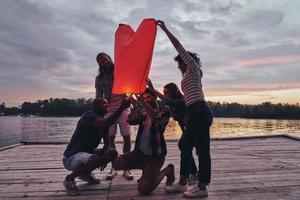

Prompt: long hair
xmin=164 ymin=83 xmax=183 ymax=99
xmin=96 ymin=52 xmax=113 ymax=75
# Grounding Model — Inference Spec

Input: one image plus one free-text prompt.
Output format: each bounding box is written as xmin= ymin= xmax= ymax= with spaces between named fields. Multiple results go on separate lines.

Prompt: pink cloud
xmin=205 ymin=82 xmax=300 ymax=96
xmin=234 ymin=54 xmax=300 ymax=68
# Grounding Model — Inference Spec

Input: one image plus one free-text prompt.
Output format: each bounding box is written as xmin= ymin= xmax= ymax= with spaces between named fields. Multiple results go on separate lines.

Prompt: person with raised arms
xmin=157 ymin=20 xmax=213 ymax=198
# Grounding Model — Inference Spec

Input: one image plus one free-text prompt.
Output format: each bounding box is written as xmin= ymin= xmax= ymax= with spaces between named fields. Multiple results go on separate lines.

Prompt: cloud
xmin=233 ymin=54 xmax=300 ymax=68
xmin=236 ymin=9 xmax=284 ymax=29
xmin=0 ymin=0 xmax=300 ymax=106
xmin=206 ymin=82 xmax=300 ymax=95
xmin=207 ymin=88 xmax=300 ymax=104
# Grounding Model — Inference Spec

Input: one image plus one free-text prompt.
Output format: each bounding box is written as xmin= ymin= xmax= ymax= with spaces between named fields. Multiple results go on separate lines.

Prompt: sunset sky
xmin=1 ymin=0 xmax=300 ymax=106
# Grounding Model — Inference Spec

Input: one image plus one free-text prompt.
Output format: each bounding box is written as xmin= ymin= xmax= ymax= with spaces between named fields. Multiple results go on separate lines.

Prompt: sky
xmin=0 ymin=0 xmax=300 ymax=107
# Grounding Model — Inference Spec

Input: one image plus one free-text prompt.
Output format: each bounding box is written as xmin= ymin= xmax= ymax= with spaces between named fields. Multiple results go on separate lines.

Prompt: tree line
xmin=206 ymin=101 xmax=300 ymax=119
xmin=0 ymin=98 xmax=299 ymax=119
xmin=0 ymin=98 xmax=92 ymax=117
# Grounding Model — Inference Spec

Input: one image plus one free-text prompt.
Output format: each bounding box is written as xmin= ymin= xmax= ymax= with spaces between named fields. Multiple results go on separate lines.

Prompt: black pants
xmin=178 ymin=121 xmax=198 ymax=177
xmin=183 ymin=101 xmax=213 ymax=184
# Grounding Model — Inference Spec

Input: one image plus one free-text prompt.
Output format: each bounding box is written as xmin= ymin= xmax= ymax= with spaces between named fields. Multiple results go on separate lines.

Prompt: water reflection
xmin=0 ymin=116 xmax=22 ymax=147
xmin=0 ymin=116 xmax=300 ymax=148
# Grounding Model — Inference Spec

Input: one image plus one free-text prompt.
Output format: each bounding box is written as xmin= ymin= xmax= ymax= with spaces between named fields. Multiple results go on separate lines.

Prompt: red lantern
xmin=113 ymin=18 xmax=157 ymax=94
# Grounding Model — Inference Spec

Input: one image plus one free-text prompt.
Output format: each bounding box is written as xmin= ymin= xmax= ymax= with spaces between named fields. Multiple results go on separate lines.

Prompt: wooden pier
xmin=0 ymin=135 xmax=300 ymax=199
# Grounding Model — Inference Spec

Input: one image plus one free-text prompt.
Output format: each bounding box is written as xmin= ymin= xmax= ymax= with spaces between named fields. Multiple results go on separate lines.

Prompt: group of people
xmin=62 ymin=20 xmax=213 ymax=199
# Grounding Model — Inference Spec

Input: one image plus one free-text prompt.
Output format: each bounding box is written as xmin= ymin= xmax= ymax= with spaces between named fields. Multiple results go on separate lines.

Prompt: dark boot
xmin=94 ymin=148 xmax=118 ymax=171
xmin=65 ymin=148 xmax=118 ymax=181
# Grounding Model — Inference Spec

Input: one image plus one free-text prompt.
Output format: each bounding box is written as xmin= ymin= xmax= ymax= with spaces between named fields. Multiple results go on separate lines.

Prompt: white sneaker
xmin=106 ymin=168 xmax=117 ymax=180
xmin=165 ymin=182 xmax=188 ymax=193
xmin=183 ymin=185 xmax=208 ymax=198
xmin=123 ymin=170 xmax=134 ymax=180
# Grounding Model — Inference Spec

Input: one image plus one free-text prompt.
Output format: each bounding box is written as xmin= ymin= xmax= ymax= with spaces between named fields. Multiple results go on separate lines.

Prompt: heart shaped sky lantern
xmin=112 ymin=18 xmax=157 ymax=94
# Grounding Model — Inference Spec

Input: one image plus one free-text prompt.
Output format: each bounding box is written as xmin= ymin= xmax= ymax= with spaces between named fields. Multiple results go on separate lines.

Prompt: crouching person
xmin=112 ymin=88 xmax=175 ymax=195
xmin=62 ymin=97 xmax=130 ymax=195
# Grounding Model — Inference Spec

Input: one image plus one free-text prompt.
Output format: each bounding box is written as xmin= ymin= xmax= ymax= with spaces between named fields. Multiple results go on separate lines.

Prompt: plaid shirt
xmin=95 ymin=67 xmax=114 ymax=99
xmin=130 ymin=106 xmax=170 ymax=158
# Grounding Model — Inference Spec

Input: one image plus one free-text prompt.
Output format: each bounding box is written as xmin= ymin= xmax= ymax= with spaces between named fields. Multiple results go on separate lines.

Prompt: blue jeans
xmin=63 ymin=152 xmax=92 ymax=171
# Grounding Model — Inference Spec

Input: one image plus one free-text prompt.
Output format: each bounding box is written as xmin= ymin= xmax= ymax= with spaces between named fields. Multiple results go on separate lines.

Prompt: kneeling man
xmin=112 ymin=88 xmax=175 ymax=195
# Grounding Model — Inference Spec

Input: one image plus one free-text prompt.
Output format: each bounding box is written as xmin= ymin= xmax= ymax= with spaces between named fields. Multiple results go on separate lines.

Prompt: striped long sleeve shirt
xmin=176 ymin=45 xmax=205 ymax=106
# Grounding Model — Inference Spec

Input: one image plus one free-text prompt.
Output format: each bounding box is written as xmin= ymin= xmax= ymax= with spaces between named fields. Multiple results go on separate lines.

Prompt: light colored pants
xmin=105 ymin=108 xmax=132 ymax=136
xmin=63 ymin=152 xmax=92 ymax=171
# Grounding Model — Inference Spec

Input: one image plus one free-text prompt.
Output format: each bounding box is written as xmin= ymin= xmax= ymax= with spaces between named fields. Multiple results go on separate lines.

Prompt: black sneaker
xmin=78 ymin=173 xmax=100 ymax=184
xmin=63 ymin=179 xmax=79 ymax=196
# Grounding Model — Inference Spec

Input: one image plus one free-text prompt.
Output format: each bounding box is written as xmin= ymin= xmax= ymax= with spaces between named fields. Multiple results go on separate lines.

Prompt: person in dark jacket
xmin=157 ymin=20 xmax=213 ymax=198
xmin=112 ymin=88 xmax=175 ymax=195
xmin=62 ymin=97 xmax=130 ymax=195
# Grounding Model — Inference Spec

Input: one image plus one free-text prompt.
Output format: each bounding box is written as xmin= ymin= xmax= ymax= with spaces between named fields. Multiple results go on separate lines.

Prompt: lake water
xmin=0 ymin=116 xmax=300 ymax=148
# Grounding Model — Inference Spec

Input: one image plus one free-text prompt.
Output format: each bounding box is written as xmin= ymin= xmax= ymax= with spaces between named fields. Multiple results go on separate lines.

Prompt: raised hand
xmin=156 ymin=19 xmax=181 ymax=49
xmin=134 ymin=94 xmax=144 ymax=105
xmin=156 ymin=20 xmax=167 ymax=31
xmin=146 ymin=78 xmax=155 ymax=92
xmin=120 ymin=98 xmax=131 ymax=109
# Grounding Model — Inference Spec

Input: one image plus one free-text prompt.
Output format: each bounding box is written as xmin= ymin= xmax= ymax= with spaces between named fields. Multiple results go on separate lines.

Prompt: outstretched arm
xmin=157 ymin=20 xmax=199 ymax=70
xmin=156 ymin=20 xmax=182 ymax=49
xmin=147 ymin=78 xmax=166 ymax=101
xmin=92 ymin=99 xmax=130 ymax=128
xmin=146 ymin=78 xmax=184 ymax=106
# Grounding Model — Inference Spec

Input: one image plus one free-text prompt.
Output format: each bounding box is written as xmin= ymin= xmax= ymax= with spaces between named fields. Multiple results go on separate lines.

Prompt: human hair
xmin=164 ymin=83 xmax=183 ymax=99
xmin=92 ymin=97 xmax=109 ymax=115
xmin=96 ymin=53 xmax=103 ymax=64
xmin=174 ymin=51 xmax=201 ymax=66
xmin=96 ymin=52 xmax=112 ymax=74
xmin=144 ymin=87 xmax=156 ymax=98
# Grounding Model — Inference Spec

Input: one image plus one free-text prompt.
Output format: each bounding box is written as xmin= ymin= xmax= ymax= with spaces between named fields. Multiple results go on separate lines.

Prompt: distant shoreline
xmin=1 ymin=115 xmax=300 ymax=120
xmin=1 ymin=99 xmax=300 ymax=119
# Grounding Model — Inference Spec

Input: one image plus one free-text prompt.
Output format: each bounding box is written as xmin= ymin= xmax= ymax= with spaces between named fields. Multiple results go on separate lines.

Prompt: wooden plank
xmin=0 ymin=137 xmax=299 ymax=200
